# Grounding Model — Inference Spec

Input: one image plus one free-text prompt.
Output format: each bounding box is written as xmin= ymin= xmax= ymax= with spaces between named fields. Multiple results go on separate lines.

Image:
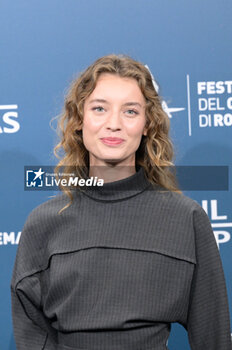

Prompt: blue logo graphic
xmin=26 ymin=168 xmax=45 ymax=187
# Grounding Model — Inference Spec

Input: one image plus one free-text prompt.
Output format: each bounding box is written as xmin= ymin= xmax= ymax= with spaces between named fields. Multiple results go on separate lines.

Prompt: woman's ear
xmin=143 ymin=118 xmax=148 ymax=136
xmin=76 ymin=121 xmax=83 ymax=131
xmin=143 ymin=126 xmax=147 ymax=136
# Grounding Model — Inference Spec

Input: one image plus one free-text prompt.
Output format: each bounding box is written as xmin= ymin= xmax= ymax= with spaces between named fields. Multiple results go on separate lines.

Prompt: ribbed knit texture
xmin=11 ymin=167 xmax=231 ymax=350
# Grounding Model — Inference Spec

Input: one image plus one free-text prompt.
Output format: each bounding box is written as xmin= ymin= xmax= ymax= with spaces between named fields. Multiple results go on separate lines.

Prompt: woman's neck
xmin=88 ymin=163 xmax=136 ymax=183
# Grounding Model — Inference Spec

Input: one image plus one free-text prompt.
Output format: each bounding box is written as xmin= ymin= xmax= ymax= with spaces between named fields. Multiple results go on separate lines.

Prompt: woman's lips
xmin=100 ymin=137 xmax=125 ymax=145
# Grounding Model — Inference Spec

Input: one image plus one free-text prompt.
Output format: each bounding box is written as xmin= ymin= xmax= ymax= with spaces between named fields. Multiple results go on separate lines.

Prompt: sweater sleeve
xmin=11 ymin=274 xmax=57 ymax=350
xmin=186 ymin=205 xmax=231 ymax=349
xmin=10 ymin=209 xmax=58 ymax=350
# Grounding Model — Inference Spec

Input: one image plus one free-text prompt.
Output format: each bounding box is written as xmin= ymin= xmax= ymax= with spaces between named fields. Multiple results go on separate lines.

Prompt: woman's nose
xmin=106 ymin=110 xmax=122 ymax=130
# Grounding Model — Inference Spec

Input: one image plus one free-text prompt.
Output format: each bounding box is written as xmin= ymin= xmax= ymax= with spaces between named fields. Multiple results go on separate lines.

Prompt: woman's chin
xmin=89 ymin=152 xmax=135 ymax=167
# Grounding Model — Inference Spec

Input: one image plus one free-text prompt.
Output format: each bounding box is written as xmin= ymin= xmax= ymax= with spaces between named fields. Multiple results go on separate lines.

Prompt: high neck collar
xmin=78 ymin=167 xmax=151 ymax=202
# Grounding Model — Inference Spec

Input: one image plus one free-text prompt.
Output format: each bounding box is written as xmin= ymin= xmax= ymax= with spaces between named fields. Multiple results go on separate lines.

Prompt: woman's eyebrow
xmin=88 ymin=99 xmax=142 ymax=108
xmin=123 ymin=102 xmax=142 ymax=108
xmin=89 ymin=99 xmax=109 ymax=104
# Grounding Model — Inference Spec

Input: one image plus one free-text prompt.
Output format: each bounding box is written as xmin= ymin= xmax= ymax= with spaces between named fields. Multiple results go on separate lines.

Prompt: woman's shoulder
xmin=27 ymin=192 xmax=69 ymax=220
xmin=166 ymin=190 xmax=202 ymax=212
xmin=146 ymin=184 xmax=204 ymax=217
xmin=153 ymin=189 xmax=213 ymax=242
xmin=19 ymin=193 xmax=71 ymax=249
xmin=12 ymin=193 xmax=72 ymax=285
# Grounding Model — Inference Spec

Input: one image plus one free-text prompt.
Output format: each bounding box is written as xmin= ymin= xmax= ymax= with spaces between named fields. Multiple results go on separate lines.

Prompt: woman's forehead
xmin=86 ymin=73 xmax=145 ymax=104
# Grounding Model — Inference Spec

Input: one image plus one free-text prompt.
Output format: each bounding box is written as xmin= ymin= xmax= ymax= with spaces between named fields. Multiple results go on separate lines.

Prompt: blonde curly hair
xmin=54 ymin=54 xmax=180 ymax=213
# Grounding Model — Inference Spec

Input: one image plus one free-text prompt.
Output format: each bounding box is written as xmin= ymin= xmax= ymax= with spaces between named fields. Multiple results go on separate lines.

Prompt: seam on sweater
xmin=13 ymin=245 xmax=196 ymax=287
xmin=41 ymin=245 xmax=196 ymax=270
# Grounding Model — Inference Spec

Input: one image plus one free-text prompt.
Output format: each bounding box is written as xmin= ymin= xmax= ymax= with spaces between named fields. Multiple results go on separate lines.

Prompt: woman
xmin=11 ymin=54 xmax=231 ymax=350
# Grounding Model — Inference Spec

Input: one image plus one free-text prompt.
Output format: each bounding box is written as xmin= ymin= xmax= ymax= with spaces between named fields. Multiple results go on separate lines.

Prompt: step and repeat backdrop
xmin=0 ymin=0 xmax=231 ymax=349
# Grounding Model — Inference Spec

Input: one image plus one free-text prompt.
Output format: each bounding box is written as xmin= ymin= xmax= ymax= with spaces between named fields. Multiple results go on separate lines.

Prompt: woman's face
xmin=82 ymin=73 xmax=147 ymax=167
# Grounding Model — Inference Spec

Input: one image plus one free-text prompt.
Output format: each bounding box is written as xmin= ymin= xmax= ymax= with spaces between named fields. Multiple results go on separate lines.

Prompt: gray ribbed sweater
xmin=11 ymin=167 xmax=231 ymax=350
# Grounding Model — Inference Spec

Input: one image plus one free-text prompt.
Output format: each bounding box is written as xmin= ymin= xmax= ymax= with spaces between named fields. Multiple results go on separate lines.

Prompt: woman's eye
xmin=92 ymin=106 xmax=105 ymax=112
xmin=125 ymin=109 xmax=138 ymax=116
